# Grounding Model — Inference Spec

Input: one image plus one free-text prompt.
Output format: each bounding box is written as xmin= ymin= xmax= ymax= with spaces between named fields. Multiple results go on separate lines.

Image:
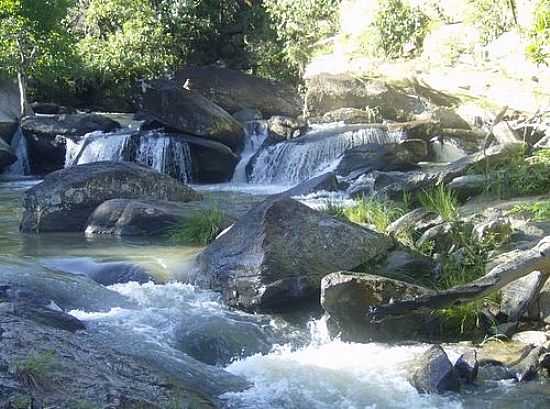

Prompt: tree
xmin=0 ymin=0 xmax=74 ymax=117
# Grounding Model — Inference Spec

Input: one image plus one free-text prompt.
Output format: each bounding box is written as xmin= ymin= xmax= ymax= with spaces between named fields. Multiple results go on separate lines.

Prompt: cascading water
xmin=65 ymin=129 xmax=193 ymax=183
xmin=231 ymin=120 xmax=268 ymax=183
xmin=248 ymin=123 xmax=406 ymax=185
xmin=4 ymin=127 xmax=30 ymax=176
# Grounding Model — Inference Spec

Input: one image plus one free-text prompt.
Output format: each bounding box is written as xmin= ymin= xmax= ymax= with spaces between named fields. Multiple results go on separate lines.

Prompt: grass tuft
xmin=344 ymin=197 xmax=406 ymax=232
xmin=169 ymin=208 xmax=225 ymax=246
xmin=418 ymin=184 xmax=458 ymax=222
xmin=509 ymin=200 xmax=550 ymax=221
xmin=15 ymin=350 xmax=57 ymax=390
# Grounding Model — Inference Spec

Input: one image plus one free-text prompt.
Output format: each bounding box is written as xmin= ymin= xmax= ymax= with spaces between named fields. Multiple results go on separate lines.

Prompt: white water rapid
xmin=247 ymin=123 xmax=406 ymax=185
xmin=231 ymin=120 xmax=268 ymax=183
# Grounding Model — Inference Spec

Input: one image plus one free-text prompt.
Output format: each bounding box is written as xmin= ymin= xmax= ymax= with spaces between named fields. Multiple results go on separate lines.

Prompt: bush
xmin=15 ymin=350 xmax=57 ymax=389
xmin=527 ymin=0 xmax=550 ymax=65
xmin=509 ymin=200 xmax=550 ymax=221
xmin=465 ymin=0 xmax=516 ymax=45
xmin=373 ymin=0 xmax=430 ymax=57
xmin=169 ymin=208 xmax=225 ymax=246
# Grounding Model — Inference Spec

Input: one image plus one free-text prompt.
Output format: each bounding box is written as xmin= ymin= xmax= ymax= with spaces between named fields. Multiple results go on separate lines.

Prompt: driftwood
xmin=369 ymin=236 xmax=550 ymax=321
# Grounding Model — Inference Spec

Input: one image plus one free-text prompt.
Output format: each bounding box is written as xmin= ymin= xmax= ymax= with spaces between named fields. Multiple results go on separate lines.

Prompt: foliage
xmin=372 ymin=0 xmax=430 ymax=58
xmin=477 ymin=148 xmax=550 ymax=198
xmin=344 ymin=197 xmax=406 ymax=232
xmin=263 ymin=0 xmax=341 ymax=76
xmin=418 ymin=184 xmax=458 ymax=222
xmin=466 ymin=0 xmax=515 ymax=45
xmin=169 ymin=208 xmax=225 ymax=246
xmin=509 ymin=200 xmax=550 ymax=221
xmin=15 ymin=350 xmax=57 ymax=389
xmin=322 ymin=200 xmax=348 ymax=221
xmin=527 ymin=0 xmax=550 ymax=65
xmin=0 ymin=0 xmax=76 ymax=108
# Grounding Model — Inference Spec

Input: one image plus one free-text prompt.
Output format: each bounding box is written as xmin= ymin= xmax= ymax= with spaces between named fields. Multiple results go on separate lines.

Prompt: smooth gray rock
xmin=321 ymin=272 xmax=435 ymax=342
xmin=448 ymin=174 xmax=487 ymax=199
xmin=386 ymin=208 xmax=433 ymax=237
xmin=194 ymin=198 xmax=395 ymax=312
xmin=409 ymin=345 xmax=461 ymax=394
xmin=501 ymin=271 xmax=546 ymax=322
xmin=478 ymin=363 xmax=515 ymax=381
xmin=266 ymin=115 xmax=307 ymax=143
xmin=511 ymin=331 xmax=549 ymax=347
xmin=510 ymin=346 xmax=545 ymax=382
xmin=0 ymin=137 xmax=16 ymax=171
xmin=137 ymin=79 xmax=245 ymax=152
xmin=454 ymin=350 xmax=479 ymax=384
xmin=20 ymin=161 xmax=201 ymax=233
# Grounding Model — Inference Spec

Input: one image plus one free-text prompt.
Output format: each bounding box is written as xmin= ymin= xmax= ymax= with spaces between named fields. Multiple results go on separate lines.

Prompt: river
xmin=2 ymin=178 xmax=550 ymax=408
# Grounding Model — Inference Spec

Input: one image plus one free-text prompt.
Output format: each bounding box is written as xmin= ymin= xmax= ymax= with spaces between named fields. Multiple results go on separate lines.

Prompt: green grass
xmin=344 ymin=197 xmax=406 ymax=232
xmin=169 ymin=208 xmax=225 ymax=246
xmin=15 ymin=350 xmax=57 ymax=389
xmin=418 ymin=184 xmax=458 ymax=221
xmin=509 ymin=200 xmax=550 ymax=221
xmin=321 ymin=200 xmax=348 ymax=221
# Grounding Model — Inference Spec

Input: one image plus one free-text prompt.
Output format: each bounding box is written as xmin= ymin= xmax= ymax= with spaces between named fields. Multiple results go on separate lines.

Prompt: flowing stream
xmin=1 ymin=179 xmax=549 ymax=408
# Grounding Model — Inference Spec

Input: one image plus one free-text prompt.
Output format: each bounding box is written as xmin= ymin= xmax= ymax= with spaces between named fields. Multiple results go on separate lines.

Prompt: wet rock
xmin=194 ymin=197 xmax=395 ymax=312
xmin=20 ymin=161 xmax=201 ymax=233
xmin=175 ymin=65 xmax=302 ymax=117
xmin=319 ymin=107 xmax=381 ymax=124
xmin=510 ymin=346 xmax=545 ymax=382
xmin=174 ymin=315 xmax=274 ymax=366
xmin=408 ymin=345 xmax=460 ymax=394
xmin=477 ymin=363 xmax=515 ymax=381
xmin=136 ymin=79 xmax=245 ymax=152
xmin=454 ymin=350 xmax=479 ymax=384
xmin=335 ymin=143 xmax=423 ymax=177
xmin=21 ymin=113 xmax=120 ymax=174
xmin=501 ymin=271 xmax=546 ymax=322
xmin=511 ymin=331 xmax=549 ymax=347
xmin=0 ymin=138 xmax=16 ymax=171
xmin=266 ymin=115 xmax=307 ymax=143
xmin=321 ymin=272 xmax=435 ymax=342
xmin=278 ymin=172 xmax=343 ymax=197
xmin=86 ymin=199 xmax=240 ymax=237
xmin=232 ymin=108 xmax=263 ymax=123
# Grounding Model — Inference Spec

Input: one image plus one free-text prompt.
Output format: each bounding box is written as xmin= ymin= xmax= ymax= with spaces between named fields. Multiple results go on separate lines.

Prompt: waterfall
xmin=248 ymin=123 xmax=405 ymax=185
xmin=231 ymin=120 xmax=268 ymax=183
xmin=65 ymin=130 xmax=193 ymax=183
xmin=5 ymin=127 xmax=30 ymax=176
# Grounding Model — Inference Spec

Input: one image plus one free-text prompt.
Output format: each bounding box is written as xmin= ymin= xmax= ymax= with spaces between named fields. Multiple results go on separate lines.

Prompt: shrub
xmin=465 ymin=0 xmax=516 ymax=45
xmin=418 ymin=184 xmax=458 ymax=222
xmin=373 ymin=0 xmax=430 ymax=57
xmin=344 ymin=197 xmax=406 ymax=232
xmin=169 ymin=208 xmax=225 ymax=246
xmin=15 ymin=350 xmax=57 ymax=389
xmin=321 ymin=200 xmax=348 ymax=221
xmin=527 ymin=0 xmax=550 ymax=65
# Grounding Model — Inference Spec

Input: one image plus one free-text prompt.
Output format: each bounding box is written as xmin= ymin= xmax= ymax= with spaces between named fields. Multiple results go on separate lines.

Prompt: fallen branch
xmin=369 ymin=236 xmax=550 ymax=321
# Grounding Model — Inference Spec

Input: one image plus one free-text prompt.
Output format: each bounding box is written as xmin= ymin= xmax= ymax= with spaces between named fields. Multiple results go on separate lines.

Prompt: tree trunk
xmin=17 ymin=69 xmax=33 ymax=118
xmin=369 ymin=236 xmax=550 ymax=322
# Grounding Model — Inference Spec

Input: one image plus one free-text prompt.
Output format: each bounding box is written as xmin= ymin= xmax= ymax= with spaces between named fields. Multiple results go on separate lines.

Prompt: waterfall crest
xmin=248 ymin=123 xmax=405 ymax=185
xmin=65 ymin=130 xmax=193 ymax=183
xmin=231 ymin=120 xmax=268 ymax=183
xmin=5 ymin=127 xmax=30 ymax=176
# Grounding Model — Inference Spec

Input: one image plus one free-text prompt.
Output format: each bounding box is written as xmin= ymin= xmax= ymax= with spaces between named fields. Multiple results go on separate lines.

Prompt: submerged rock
xmin=193 ymin=197 xmax=395 ymax=312
xmin=20 ymin=161 xmax=201 ymax=233
xmin=86 ymin=199 xmax=242 ymax=237
xmin=21 ymin=113 xmax=120 ymax=174
xmin=137 ymin=80 xmax=245 ymax=152
xmin=321 ymin=272 xmax=435 ymax=342
xmin=408 ymin=345 xmax=460 ymax=394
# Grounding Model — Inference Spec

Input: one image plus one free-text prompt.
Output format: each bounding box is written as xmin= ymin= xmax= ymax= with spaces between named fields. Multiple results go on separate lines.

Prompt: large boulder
xmin=86 ymin=199 xmax=244 ymax=237
xmin=137 ymin=80 xmax=245 ymax=152
xmin=0 ymin=137 xmax=16 ymax=171
xmin=20 ymin=161 xmax=201 ymax=233
xmin=175 ymin=65 xmax=302 ymax=117
xmin=21 ymin=113 xmax=120 ymax=174
xmin=321 ymin=272 xmax=435 ymax=342
xmin=193 ymin=197 xmax=395 ymax=312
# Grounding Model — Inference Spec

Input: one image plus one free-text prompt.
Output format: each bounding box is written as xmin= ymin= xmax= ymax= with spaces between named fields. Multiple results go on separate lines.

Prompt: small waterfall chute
xmin=65 ymin=130 xmax=193 ymax=183
xmin=231 ymin=120 xmax=268 ymax=183
xmin=5 ymin=127 xmax=30 ymax=176
xmin=248 ymin=123 xmax=406 ymax=185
